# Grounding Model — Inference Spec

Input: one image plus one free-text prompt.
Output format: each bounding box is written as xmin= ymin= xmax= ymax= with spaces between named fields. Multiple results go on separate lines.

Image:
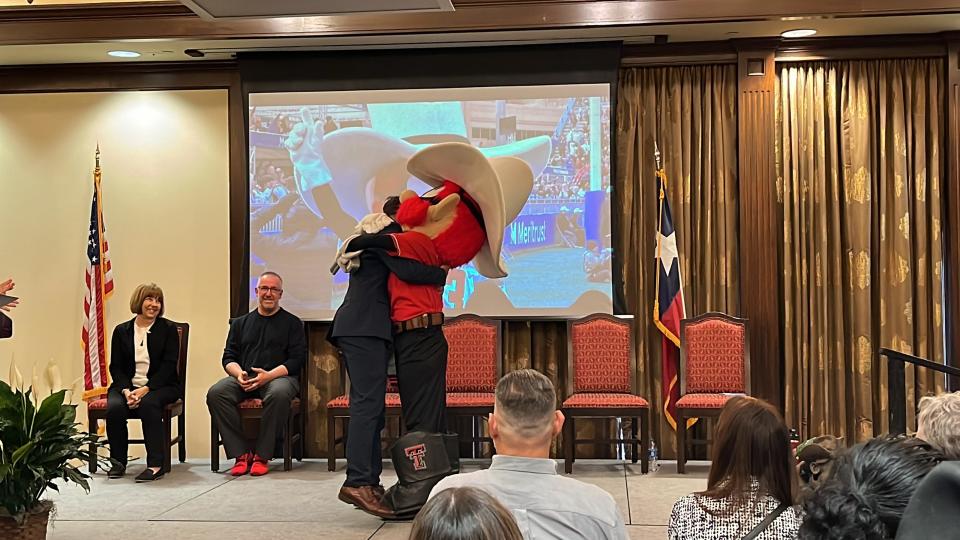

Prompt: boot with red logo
xmin=381 ymin=431 xmax=460 ymax=519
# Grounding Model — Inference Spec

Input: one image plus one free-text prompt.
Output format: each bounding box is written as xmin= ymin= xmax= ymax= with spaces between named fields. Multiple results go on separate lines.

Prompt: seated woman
xmin=800 ymin=436 xmax=942 ymax=540
xmin=106 ymin=283 xmax=181 ymax=482
xmin=668 ymin=396 xmax=803 ymax=540
xmin=409 ymin=486 xmax=522 ymax=540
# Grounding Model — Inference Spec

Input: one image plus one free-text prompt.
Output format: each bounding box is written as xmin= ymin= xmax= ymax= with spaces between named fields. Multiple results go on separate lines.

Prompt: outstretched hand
xmin=0 ymin=278 xmax=13 ymax=295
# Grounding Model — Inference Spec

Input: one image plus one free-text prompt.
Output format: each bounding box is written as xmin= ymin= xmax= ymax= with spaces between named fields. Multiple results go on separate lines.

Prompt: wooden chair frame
xmin=676 ymin=312 xmax=750 ymax=473
xmin=561 ymin=313 xmax=649 ymax=474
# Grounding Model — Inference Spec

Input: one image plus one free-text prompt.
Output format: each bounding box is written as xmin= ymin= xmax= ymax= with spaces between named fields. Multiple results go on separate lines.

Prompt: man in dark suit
xmin=329 ymin=197 xmax=447 ymax=517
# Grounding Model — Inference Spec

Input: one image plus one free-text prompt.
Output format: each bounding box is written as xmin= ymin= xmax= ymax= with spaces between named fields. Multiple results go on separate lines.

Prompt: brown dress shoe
xmin=338 ymin=485 xmax=395 ymax=519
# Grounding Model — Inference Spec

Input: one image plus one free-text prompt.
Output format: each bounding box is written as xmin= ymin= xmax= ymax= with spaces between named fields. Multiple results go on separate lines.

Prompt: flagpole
xmin=653 ymin=142 xmax=667 ymax=323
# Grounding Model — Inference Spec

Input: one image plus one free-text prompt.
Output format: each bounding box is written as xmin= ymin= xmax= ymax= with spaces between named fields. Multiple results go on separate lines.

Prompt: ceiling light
xmin=108 ymin=50 xmax=141 ymax=58
xmin=781 ymin=29 xmax=817 ymax=38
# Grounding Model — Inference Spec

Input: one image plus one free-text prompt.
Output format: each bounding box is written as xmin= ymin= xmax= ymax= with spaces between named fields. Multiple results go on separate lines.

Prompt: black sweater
xmin=221 ymin=308 xmax=306 ymax=377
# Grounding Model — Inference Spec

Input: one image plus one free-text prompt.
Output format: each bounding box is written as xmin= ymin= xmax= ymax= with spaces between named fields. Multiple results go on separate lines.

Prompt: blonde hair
xmin=129 ymin=283 xmax=165 ymax=316
xmin=917 ymin=391 xmax=960 ymax=460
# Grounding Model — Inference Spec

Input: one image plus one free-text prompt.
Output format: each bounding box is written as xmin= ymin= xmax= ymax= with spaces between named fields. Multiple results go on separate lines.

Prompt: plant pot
xmin=0 ymin=501 xmax=52 ymax=540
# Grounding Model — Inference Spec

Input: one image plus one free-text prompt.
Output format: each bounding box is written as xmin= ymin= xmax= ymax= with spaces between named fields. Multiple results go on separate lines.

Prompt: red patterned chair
xmin=88 ymin=321 xmax=189 ymax=474
xmin=326 ymin=370 xmax=403 ymax=471
xmin=210 ymin=359 xmax=306 ymax=473
xmin=443 ymin=315 xmax=502 ymax=457
xmin=562 ymin=313 xmax=649 ymax=474
xmin=676 ymin=312 xmax=749 ymax=473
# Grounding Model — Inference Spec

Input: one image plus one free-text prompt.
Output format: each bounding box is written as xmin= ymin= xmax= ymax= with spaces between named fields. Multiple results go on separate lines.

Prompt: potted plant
xmin=0 ymin=363 xmax=104 ymax=539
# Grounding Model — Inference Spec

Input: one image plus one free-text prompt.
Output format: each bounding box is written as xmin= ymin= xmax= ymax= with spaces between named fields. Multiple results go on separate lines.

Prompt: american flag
xmin=82 ymin=149 xmax=114 ymax=400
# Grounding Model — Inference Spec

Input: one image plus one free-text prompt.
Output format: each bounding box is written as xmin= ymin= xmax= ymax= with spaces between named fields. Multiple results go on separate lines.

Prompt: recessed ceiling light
xmin=108 ymin=50 xmax=141 ymax=58
xmin=781 ymin=29 xmax=817 ymax=38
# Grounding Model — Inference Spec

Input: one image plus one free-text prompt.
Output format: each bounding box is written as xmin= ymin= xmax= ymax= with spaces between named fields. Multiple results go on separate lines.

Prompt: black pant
xmin=106 ymin=386 xmax=179 ymax=468
xmin=205 ymin=375 xmax=300 ymax=460
xmin=394 ymin=327 xmax=448 ymax=433
xmin=338 ymin=336 xmax=391 ymax=487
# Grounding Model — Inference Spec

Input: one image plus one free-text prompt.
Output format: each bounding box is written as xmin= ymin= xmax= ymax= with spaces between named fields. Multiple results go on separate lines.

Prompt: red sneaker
xmin=250 ymin=455 xmax=270 ymax=476
xmin=230 ymin=452 xmax=252 ymax=476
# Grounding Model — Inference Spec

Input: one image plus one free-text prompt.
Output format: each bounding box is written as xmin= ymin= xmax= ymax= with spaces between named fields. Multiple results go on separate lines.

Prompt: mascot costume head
xmin=394 ymin=142 xmax=534 ymax=278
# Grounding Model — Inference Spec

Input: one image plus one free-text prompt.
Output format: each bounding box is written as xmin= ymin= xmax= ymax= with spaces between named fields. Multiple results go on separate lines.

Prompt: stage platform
xmin=45 ymin=459 xmax=710 ymax=539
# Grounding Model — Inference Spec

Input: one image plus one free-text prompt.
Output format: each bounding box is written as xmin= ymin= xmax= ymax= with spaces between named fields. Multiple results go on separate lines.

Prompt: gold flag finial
xmin=654 ymin=141 xmax=662 ymax=171
xmin=95 ymin=143 xmax=100 ymax=169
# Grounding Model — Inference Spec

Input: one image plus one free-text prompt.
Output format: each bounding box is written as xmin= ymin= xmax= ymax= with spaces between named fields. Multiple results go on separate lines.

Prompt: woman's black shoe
xmin=135 ymin=468 xmax=164 ymax=482
xmin=107 ymin=464 xmax=126 ymax=479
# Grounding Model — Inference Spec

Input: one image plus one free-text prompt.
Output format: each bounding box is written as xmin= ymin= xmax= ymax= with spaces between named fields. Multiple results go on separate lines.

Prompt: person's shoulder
xmin=431 ymin=469 xmax=487 ymax=496
xmin=551 ymin=474 xmax=620 ymax=512
xmin=114 ymin=317 xmax=135 ymax=332
xmin=278 ymin=308 xmax=304 ymax=325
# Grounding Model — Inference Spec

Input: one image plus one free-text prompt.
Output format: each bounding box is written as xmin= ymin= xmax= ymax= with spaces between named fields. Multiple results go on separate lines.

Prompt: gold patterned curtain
xmin=777 ymin=59 xmax=945 ymax=444
xmin=617 ymin=65 xmax=740 ymax=456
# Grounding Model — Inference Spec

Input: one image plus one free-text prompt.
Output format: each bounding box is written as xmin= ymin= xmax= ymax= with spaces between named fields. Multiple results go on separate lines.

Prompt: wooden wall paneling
xmin=735 ymin=46 xmax=783 ymax=409
xmin=946 ymin=41 xmax=960 ymax=391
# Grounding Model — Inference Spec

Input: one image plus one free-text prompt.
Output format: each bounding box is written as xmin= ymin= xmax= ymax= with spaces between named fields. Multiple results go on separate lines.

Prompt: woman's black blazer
xmin=108 ymin=316 xmax=180 ymax=393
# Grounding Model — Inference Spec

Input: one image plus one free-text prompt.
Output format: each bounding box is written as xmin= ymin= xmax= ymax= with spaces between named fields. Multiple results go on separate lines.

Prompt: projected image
xmin=248 ymin=85 xmax=612 ymax=320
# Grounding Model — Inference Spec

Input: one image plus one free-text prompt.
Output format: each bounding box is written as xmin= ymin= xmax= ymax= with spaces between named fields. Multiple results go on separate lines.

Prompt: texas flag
xmin=653 ymin=170 xmax=688 ymax=431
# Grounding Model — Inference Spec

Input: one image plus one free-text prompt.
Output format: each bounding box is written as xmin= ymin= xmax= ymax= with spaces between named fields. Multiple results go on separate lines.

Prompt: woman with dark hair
xmin=668 ymin=396 xmax=802 ymax=540
xmin=105 ymin=283 xmax=181 ymax=482
xmin=799 ymin=436 xmax=942 ymax=540
xmin=409 ymin=487 xmax=522 ymax=540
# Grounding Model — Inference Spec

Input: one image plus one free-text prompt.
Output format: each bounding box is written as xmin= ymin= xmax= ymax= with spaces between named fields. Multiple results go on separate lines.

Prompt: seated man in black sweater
xmin=206 ymin=271 xmax=306 ymax=477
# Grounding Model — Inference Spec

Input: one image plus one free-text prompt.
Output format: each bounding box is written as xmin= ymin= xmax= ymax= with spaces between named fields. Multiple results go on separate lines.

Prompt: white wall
xmin=0 ymin=89 xmax=230 ymax=461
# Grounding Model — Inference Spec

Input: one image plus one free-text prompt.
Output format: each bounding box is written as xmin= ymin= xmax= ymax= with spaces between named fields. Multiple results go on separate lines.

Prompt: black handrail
xmin=879 ymin=348 xmax=960 ymax=435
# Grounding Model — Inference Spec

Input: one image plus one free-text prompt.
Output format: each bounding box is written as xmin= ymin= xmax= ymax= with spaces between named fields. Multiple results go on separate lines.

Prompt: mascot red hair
xmin=378 ymin=143 xmax=533 ymax=518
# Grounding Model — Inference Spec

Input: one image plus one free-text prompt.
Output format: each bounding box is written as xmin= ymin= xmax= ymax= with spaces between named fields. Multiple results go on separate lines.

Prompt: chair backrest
xmin=443 ymin=314 xmax=502 ymax=392
xmin=171 ymin=321 xmax=190 ymax=395
xmin=566 ymin=313 xmax=636 ymax=394
xmin=680 ymin=312 xmax=749 ymax=394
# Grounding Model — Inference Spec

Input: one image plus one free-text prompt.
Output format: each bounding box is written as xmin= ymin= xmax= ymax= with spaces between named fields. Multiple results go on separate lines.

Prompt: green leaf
xmin=33 ymin=391 xmax=66 ymax=431
xmin=10 ymin=441 xmax=35 ymax=465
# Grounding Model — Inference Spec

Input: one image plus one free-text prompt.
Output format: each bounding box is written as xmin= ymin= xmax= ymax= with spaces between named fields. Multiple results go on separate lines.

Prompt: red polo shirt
xmin=388 ymin=231 xmax=444 ymax=322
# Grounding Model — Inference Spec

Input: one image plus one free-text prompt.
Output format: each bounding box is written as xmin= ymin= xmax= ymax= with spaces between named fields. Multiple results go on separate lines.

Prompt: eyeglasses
xmin=257 ymin=286 xmax=282 ymax=294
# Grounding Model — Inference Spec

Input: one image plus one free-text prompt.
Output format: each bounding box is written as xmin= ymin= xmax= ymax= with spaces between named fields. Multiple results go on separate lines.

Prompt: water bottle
xmin=648 ymin=440 xmax=660 ymax=473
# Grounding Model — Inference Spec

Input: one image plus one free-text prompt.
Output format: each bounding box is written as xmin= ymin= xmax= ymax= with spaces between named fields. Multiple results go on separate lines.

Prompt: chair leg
xmin=327 ymin=415 xmax=337 ymax=472
xmin=211 ymin=418 xmax=220 ymax=473
xmin=178 ymin=413 xmax=186 ymax=463
xmin=640 ymin=412 xmax=650 ymax=474
xmin=677 ymin=412 xmax=687 ymax=474
xmin=283 ymin=415 xmax=293 ymax=472
xmin=88 ymin=416 xmax=98 ymax=474
xmin=163 ymin=413 xmax=173 ymax=474
xmin=563 ymin=414 xmax=575 ymax=474
xmin=631 ymin=417 xmax=640 ymax=464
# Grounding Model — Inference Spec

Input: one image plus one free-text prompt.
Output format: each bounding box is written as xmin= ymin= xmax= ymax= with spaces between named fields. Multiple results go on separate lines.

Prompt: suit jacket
xmin=0 ymin=313 xmax=11 ymax=339
xmin=108 ymin=316 xmax=181 ymax=393
xmin=328 ymin=223 xmax=447 ymax=343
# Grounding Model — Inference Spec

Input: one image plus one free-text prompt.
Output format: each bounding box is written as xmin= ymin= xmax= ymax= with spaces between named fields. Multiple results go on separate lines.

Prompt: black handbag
xmin=382 ymin=431 xmax=460 ymax=519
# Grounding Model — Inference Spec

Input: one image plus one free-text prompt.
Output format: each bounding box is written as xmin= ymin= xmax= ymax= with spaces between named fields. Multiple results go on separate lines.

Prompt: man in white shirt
xmin=429 ymin=369 xmax=627 ymax=540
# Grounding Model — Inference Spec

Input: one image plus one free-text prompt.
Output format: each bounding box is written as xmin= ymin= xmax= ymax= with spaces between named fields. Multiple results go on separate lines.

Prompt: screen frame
xmin=236 ymin=42 xmax=624 ymax=321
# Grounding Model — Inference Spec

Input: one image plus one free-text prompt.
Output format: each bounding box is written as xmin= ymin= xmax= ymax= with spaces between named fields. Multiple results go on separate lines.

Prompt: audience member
xmin=206 ymin=271 xmax=306 ymax=477
xmin=915 ymin=391 xmax=960 ymax=460
xmin=668 ymin=396 xmax=802 ymax=540
xmin=895 ymin=461 xmax=960 ymax=540
xmin=410 ymin=487 xmax=522 ymax=540
xmin=105 ymin=283 xmax=181 ymax=482
xmin=429 ymin=369 xmax=627 ymax=540
xmin=800 ymin=436 xmax=942 ymax=540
